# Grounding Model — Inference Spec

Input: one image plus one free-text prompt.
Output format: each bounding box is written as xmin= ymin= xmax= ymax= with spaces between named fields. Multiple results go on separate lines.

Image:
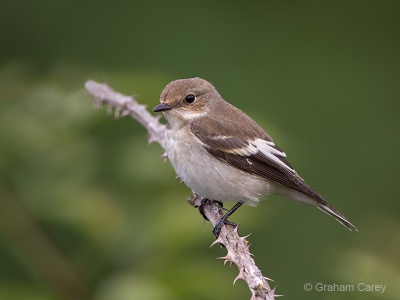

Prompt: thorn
xmin=240 ymin=233 xmax=251 ymax=241
xmin=217 ymin=255 xmax=231 ymax=261
xmin=246 ymin=243 xmax=252 ymax=251
xmin=217 ymin=255 xmax=234 ymax=266
xmin=161 ymin=152 xmax=168 ymax=161
xmin=186 ymin=195 xmax=195 ymax=203
xmin=272 ymin=286 xmax=283 ymax=297
xmin=233 ymin=271 xmax=244 ymax=285
xmin=210 ymin=238 xmax=224 ymax=248
xmin=264 ymin=276 xmax=274 ymax=282
xmin=121 ymin=109 xmax=130 ymax=117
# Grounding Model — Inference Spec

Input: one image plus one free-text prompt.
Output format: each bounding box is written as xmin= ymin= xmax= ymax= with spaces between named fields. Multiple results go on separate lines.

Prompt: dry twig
xmin=84 ymin=80 xmax=277 ymax=300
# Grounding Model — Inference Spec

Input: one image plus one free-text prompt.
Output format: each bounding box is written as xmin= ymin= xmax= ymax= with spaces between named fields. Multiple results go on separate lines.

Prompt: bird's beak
xmin=152 ymin=103 xmax=174 ymax=112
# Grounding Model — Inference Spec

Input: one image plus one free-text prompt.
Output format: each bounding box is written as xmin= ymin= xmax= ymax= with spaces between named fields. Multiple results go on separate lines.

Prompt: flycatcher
xmin=153 ymin=77 xmax=357 ymax=236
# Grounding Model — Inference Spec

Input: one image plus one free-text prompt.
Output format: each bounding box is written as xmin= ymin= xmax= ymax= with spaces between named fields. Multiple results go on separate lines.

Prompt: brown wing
xmin=190 ymin=116 xmax=324 ymax=202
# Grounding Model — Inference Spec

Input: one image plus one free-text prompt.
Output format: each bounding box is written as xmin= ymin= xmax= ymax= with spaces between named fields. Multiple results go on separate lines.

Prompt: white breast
xmin=164 ymin=126 xmax=271 ymax=206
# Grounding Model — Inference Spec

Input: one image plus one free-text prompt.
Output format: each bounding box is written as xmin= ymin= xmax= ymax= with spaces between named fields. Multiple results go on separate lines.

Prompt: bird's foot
xmin=212 ymin=200 xmax=245 ymax=238
xmin=198 ymin=198 xmax=223 ymax=221
xmin=197 ymin=198 xmax=242 ymax=238
xmin=198 ymin=198 xmax=210 ymax=221
xmin=212 ymin=217 xmax=238 ymax=238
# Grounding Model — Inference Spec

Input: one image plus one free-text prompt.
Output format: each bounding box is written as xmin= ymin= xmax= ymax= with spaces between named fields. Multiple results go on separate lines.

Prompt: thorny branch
xmin=84 ymin=80 xmax=277 ymax=300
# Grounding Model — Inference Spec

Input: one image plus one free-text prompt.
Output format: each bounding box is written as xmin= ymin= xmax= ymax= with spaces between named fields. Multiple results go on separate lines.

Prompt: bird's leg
xmin=213 ymin=200 xmax=245 ymax=238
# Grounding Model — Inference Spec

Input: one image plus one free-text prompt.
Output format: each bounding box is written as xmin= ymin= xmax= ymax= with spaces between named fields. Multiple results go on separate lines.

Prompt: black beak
xmin=153 ymin=103 xmax=173 ymax=112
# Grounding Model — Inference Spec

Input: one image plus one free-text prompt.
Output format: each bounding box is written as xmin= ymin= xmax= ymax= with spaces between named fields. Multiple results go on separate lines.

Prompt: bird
xmin=153 ymin=77 xmax=357 ymax=237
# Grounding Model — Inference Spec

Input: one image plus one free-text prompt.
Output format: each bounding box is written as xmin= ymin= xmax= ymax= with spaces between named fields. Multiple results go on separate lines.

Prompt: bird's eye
xmin=185 ymin=94 xmax=196 ymax=104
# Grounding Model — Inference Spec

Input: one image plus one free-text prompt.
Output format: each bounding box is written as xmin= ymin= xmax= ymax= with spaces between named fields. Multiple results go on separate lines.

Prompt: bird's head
xmin=153 ymin=77 xmax=221 ymax=127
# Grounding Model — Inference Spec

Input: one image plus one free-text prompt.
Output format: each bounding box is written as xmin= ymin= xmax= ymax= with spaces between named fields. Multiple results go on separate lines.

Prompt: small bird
xmin=153 ymin=77 xmax=357 ymax=237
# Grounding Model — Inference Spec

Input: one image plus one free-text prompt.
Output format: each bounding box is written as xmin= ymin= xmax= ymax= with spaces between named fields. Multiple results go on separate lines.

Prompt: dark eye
xmin=185 ymin=94 xmax=196 ymax=104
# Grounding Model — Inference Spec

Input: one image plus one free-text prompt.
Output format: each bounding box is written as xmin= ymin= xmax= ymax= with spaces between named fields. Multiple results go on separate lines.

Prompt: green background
xmin=1 ymin=1 xmax=399 ymax=299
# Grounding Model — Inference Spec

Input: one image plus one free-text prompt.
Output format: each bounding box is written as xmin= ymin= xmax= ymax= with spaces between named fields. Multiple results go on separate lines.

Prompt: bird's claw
xmin=198 ymin=198 xmax=224 ymax=221
xmin=213 ymin=218 xmax=238 ymax=238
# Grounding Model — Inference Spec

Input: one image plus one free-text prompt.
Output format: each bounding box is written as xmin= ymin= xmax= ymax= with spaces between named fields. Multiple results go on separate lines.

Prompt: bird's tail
xmin=271 ymin=182 xmax=357 ymax=231
xmin=317 ymin=201 xmax=357 ymax=231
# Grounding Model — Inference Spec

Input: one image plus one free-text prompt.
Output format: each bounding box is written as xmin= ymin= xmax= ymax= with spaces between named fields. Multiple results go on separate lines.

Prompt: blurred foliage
xmin=0 ymin=1 xmax=399 ymax=299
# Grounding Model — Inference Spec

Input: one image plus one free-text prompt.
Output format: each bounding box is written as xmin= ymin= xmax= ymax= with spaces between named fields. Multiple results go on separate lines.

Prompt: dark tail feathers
xmin=317 ymin=201 xmax=357 ymax=231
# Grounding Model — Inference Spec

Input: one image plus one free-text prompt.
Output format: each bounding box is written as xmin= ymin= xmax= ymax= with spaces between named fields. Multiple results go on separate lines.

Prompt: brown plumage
xmin=154 ymin=77 xmax=357 ymax=232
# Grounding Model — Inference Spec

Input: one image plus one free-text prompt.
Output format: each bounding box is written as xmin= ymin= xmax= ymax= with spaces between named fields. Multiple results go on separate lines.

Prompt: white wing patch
xmin=203 ymin=134 xmax=295 ymax=174
xmin=250 ymin=139 xmax=295 ymax=173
